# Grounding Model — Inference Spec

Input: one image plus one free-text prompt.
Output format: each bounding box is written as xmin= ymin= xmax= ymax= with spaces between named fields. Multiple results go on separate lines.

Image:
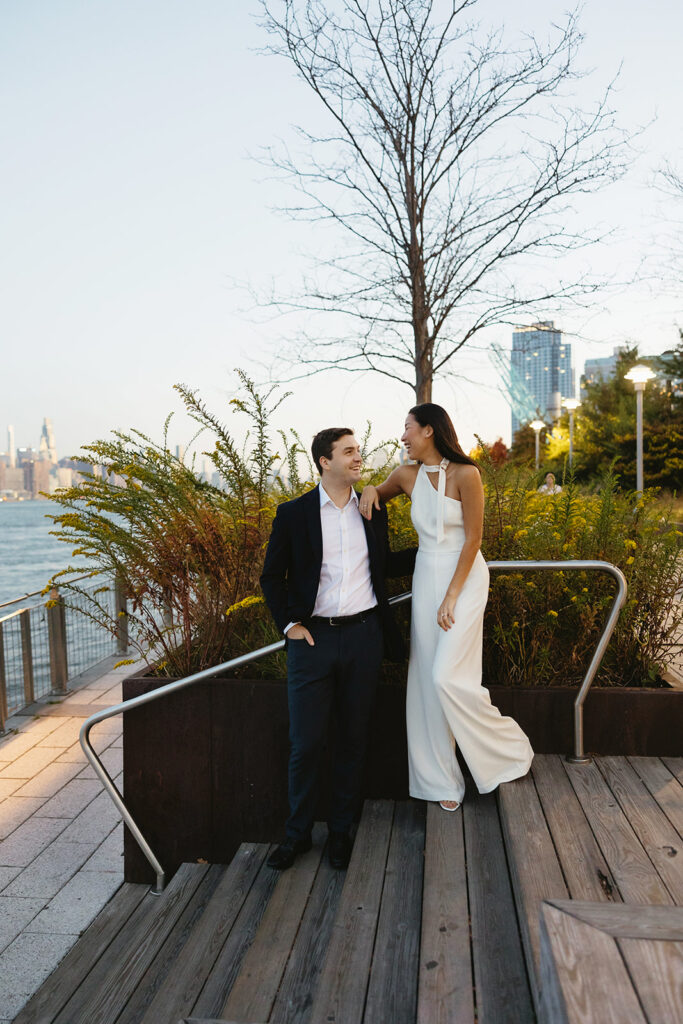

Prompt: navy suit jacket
xmin=260 ymin=485 xmax=415 ymax=661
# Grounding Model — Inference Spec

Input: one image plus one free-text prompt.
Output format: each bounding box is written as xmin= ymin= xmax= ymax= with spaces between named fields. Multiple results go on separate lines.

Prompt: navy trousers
xmin=285 ymin=612 xmax=384 ymax=840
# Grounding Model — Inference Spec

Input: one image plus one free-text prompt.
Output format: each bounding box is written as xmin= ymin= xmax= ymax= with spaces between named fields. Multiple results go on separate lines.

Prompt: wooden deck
xmin=13 ymin=755 xmax=683 ymax=1024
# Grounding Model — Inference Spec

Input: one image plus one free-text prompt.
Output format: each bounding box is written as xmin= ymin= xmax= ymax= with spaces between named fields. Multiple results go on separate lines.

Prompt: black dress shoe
xmin=267 ymin=836 xmax=312 ymax=870
xmin=328 ymin=830 xmax=352 ymax=869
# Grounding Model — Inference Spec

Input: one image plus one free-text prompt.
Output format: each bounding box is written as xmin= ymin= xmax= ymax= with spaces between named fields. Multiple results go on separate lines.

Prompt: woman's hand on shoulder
xmin=360 ymin=465 xmax=413 ymax=519
xmin=359 ymin=485 xmax=381 ymax=520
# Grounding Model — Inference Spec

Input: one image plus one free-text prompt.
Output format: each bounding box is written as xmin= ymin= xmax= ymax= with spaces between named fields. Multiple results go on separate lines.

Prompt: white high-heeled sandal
xmin=439 ymin=800 xmax=460 ymax=812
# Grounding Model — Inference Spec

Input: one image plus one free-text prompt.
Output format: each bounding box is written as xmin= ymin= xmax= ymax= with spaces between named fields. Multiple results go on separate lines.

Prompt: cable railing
xmin=79 ymin=559 xmax=627 ymax=893
xmin=0 ymin=577 xmax=127 ymax=729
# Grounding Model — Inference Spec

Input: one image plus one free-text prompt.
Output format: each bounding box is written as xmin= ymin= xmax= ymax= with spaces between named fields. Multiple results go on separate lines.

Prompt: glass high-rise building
xmin=510 ymin=321 xmax=574 ymax=436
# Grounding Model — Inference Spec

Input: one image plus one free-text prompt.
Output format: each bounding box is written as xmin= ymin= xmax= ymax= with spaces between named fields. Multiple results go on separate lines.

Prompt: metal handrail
xmin=0 ymin=572 xmax=94 ymax=611
xmin=80 ymin=559 xmax=626 ymax=892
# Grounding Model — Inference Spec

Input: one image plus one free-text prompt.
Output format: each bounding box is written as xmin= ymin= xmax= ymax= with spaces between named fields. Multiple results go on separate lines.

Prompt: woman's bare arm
xmin=360 ymin=466 xmax=414 ymax=519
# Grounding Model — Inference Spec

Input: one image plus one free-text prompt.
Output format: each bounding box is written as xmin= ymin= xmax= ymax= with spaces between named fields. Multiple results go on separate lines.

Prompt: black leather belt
xmin=309 ymin=607 xmax=378 ymax=627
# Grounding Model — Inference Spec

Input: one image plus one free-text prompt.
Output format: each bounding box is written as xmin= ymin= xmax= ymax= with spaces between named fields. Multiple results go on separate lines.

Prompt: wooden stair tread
xmin=417 ymin=802 xmax=474 ymax=1024
xmin=220 ymin=825 xmax=326 ymax=1022
xmin=465 ymin=791 xmax=534 ymax=1024
xmin=139 ymin=843 xmax=270 ymax=1023
xmin=12 ymin=882 xmax=148 ymax=1024
xmin=52 ymin=863 xmax=210 ymax=1024
xmin=309 ymin=799 xmax=395 ymax=1023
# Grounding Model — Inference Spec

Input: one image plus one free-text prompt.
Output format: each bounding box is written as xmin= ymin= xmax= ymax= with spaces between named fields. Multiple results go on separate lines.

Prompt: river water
xmin=0 ymin=501 xmax=75 ymax=606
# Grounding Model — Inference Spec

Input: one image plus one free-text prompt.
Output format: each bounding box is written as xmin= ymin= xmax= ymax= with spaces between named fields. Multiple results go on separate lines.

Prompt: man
xmin=260 ymin=427 xmax=415 ymax=870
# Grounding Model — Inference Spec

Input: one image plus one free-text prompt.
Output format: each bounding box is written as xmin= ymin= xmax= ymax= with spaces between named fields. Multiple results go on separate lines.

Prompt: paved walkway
xmin=0 ymin=659 xmax=129 ymax=1022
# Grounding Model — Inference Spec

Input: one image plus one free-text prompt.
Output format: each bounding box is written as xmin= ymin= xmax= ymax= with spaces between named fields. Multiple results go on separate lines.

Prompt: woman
xmin=360 ymin=404 xmax=533 ymax=810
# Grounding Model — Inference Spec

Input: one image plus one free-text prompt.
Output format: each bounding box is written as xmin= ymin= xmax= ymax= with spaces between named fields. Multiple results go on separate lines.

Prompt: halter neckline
xmin=421 ymin=459 xmax=449 ymax=541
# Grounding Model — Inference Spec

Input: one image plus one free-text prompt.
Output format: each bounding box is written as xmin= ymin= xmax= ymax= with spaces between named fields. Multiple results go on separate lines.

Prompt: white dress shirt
xmin=284 ymin=484 xmax=377 ymax=633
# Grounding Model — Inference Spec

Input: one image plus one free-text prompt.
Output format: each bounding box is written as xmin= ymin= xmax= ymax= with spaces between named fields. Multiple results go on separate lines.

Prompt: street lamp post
xmin=624 ymin=365 xmax=656 ymax=494
xmin=530 ymin=419 xmax=545 ymax=471
xmin=563 ymin=397 xmax=580 ymax=468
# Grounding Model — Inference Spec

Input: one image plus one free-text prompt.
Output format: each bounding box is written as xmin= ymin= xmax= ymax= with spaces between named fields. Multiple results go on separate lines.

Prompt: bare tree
xmin=259 ymin=0 xmax=628 ymax=401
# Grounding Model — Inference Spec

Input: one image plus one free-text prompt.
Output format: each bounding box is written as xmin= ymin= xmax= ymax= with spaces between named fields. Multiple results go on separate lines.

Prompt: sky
xmin=1 ymin=0 xmax=681 ymax=465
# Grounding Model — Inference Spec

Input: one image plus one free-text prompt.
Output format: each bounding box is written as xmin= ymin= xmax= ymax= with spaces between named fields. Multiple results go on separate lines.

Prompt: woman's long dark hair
xmin=409 ymin=403 xmax=479 ymax=469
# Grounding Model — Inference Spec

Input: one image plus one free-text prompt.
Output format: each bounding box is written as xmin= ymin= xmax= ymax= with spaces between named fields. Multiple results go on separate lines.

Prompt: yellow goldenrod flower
xmin=547 ymin=609 xmax=559 ymax=617
xmin=626 ymin=556 xmax=634 ymax=564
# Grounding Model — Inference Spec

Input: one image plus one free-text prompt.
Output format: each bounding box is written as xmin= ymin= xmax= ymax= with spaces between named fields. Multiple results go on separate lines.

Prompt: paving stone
xmin=55 ymin=741 xmax=89 ymax=763
xmin=0 ymin=717 xmax=63 ymax=757
xmin=0 ymin=866 xmax=22 ymax=891
xmin=35 ymin=718 xmax=83 ymax=748
xmin=58 ymin=789 xmax=122 ymax=845
xmin=0 ymin=797 xmax=46 ymax=841
xmin=0 ymin=897 xmax=46 ymax=952
xmin=14 ymin=760 xmax=83 ymax=799
xmin=3 ymin=840 xmax=100 ymax=898
xmin=0 ymin=930 xmax=79 ymax=1019
xmin=0 ymin=777 xmax=25 ymax=800
xmin=0 ymin=746 xmax=57 ymax=779
xmin=33 ymin=778 xmax=102 ymax=819
xmin=28 ymin=870 xmax=122 ymax=935
xmin=0 ymin=816 xmax=69 ymax=867
xmin=77 ymin=745 xmax=123 ymax=780
xmin=81 ymin=824 xmax=123 ymax=872
xmin=90 ymin=683 xmax=123 ymax=705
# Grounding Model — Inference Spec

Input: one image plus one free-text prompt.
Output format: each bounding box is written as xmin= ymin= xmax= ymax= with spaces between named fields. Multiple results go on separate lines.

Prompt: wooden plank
xmin=544 ymin=899 xmax=683 ymax=939
xmin=190 ymin=850 xmax=279 ymax=1018
xmin=417 ymin=803 xmax=475 ymax=1024
xmin=12 ymin=883 xmax=148 ymax=1024
xmin=464 ymin=792 xmax=534 ymax=1024
xmin=532 ymin=755 xmax=620 ymax=902
xmin=139 ymin=843 xmax=269 ymax=1023
xmin=308 ymin=800 xmax=394 ymax=1024
xmin=220 ymin=827 xmax=325 ymax=1022
xmin=498 ymin=772 xmax=568 ymax=1002
xmin=629 ymin=757 xmax=683 ymax=839
xmin=539 ymin=903 xmax=647 ymax=1024
xmin=661 ymin=757 xmax=683 ymax=784
xmin=364 ymin=801 xmax=425 ymax=1024
xmin=563 ymin=759 xmax=673 ymax=905
xmin=117 ymin=865 xmax=226 ymax=1024
xmin=269 ymin=846 xmax=346 ymax=1024
xmin=618 ymin=937 xmax=683 ymax=1023
xmin=595 ymin=756 xmax=683 ymax=903
xmin=53 ymin=864 xmax=209 ymax=1024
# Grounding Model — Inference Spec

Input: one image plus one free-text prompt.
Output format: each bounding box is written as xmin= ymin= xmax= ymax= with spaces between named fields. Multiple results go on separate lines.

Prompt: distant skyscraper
xmin=7 ymin=425 xmax=15 ymax=468
xmin=510 ymin=322 xmax=574 ymax=437
xmin=40 ymin=418 xmax=58 ymax=464
xmin=583 ymin=347 xmax=623 ymax=388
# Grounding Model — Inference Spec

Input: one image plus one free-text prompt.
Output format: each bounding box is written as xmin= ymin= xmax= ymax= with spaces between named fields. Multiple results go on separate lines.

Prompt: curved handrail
xmin=80 ymin=559 xmax=626 ymax=891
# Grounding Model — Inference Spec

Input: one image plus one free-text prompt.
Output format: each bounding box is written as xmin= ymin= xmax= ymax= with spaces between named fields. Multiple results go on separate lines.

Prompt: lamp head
xmin=529 ymin=419 xmax=545 ymax=432
xmin=624 ymin=364 xmax=656 ymax=386
xmin=562 ymin=397 xmax=580 ymax=411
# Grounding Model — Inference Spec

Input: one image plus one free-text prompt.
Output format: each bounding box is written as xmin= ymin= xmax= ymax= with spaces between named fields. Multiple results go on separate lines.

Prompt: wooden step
xmin=308 ymin=799 xmax=396 ymax=1023
xmin=539 ymin=900 xmax=683 ymax=1024
xmin=219 ymin=825 xmax=326 ymax=1022
xmin=12 ymin=882 xmax=149 ymax=1024
xmin=498 ymin=765 xmax=569 ymax=1006
xmin=52 ymin=862 xmax=210 ymax=1024
xmin=139 ymin=842 xmax=270 ymax=1023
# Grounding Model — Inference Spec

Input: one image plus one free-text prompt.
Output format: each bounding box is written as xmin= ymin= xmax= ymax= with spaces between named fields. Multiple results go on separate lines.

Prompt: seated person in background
xmin=538 ymin=472 xmax=562 ymax=495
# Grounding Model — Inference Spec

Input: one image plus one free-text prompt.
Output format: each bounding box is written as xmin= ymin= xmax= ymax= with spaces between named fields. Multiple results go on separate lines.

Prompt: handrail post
xmin=115 ymin=577 xmax=129 ymax=654
xmin=20 ymin=609 xmax=35 ymax=707
xmin=47 ymin=588 xmax=68 ymax=694
xmin=0 ymin=622 xmax=7 ymax=733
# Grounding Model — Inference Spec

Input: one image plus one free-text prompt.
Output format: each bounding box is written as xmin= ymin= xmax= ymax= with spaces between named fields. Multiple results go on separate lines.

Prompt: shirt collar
xmin=319 ymin=483 xmax=359 ymax=509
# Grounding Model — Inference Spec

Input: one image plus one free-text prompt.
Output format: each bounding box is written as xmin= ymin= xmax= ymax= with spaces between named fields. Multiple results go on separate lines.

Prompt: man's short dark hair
xmin=311 ymin=427 xmax=354 ymax=474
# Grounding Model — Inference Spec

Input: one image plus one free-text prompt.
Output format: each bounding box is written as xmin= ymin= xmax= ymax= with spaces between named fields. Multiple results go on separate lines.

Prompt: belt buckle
xmin=329 ymin=616 xmax=341 ymax=626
